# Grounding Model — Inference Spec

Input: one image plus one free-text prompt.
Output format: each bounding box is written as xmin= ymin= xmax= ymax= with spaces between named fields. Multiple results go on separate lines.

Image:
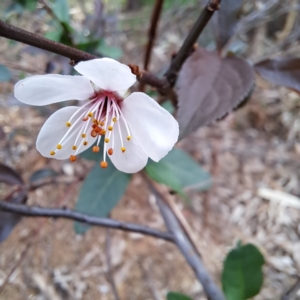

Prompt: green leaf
xmin=97 ymin=40 xmax=123 ymax=59
xmin=167 ymin=292 xmax=193 ymax=300
xmin=222 ymin=243 xmax=265 ymax=300
xmin=0 ymin=64 xmax=12 ymax=82
xmin=53 ymin=0 xmax=70 ymax=23
xmin=25 ymin=0 xmax=37 ymax=11
xmin=29 ymin=168 xmax=58 ymax=183
xmin=44 ymin=29 xmax=63 ymax=42
xmin=162 ymin=100 xmax=175 ymax=114
xmin=74 ymin=162 xmax=131 ymax=234
xmin=145 ymin=148 xmax=211 ymax=197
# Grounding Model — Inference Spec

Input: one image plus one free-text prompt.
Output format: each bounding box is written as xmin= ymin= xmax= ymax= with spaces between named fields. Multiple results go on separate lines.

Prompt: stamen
xmin=70 ymin=155 xmax=76 ymax=162
xmin=66 ymin=122 xmax=71 ymax=127
xmin=100 ymin=161 xmax=108 ymax=168
xmin=121 ymin=147 xmax=126 ymax=153
xmin=113 ymin=117 xmax=117 ymax=122
xmin=91 ymin=130 xmax=97 ymax=137
xmin=105 ymin=138 xmax=109 ymax=143
xmin=108 ymin=148 xmax=113 ymax=155
xmin=57 ymin=144 xmax=62 ymax=149
xmin=93 ymin=146 xmax=100 ymax=152
xmin=50 ymin=150 xmax=55 ymax=156
xmin=88 ymin=112 xmax=93 ymax=117
xmin=68 ymin=98 xmax=97 ymax=124
xmin=117 ymin=105 xmax=131 ymax=138
xmin=108 ymin=126 xmax=113 ymax=131
xmin=127 ymin=136 xmax=131 ymax=141
xmin=83 ymin=141 xmax=88 ymax=146
xmin=72 ymin=146 xmax=77 ymax=150
xmin=81 ymin=133 xmax=86 ymax=138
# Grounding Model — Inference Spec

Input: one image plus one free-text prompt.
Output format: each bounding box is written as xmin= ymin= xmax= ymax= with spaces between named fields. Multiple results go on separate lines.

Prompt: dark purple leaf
xmin=176 ymin=48 xmax=255 ymax=139
xmin=255 ymin=58 xmax=300 ymax=92
xmin=0 ymin=192 xmax=27 ymax=243
xmin=215 ymin=0 xmax=243 ymax=49
xmin=0 ymin=163 xmax=24 ymax=186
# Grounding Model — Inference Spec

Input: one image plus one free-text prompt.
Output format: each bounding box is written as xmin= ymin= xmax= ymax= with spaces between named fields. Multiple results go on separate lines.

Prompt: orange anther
xmin=93 ymin=146 xmax=100 ymax=152
xmin=91 ymin=130 xmax=97 ymax=137
xmin=83 ymin=116 xmax=88 ymax=121
xmin=100 ymin=161 xmax=108 ymax=168
xmin=92 ymin=119 xmax=98 ymax=124
xmin=95 ymin=126 xmax=101 ymax=133
xmin=70 ymin=155 xmax=76 ymax=162
xmin=92 ymin=123 xmax=97 ymax=129
xmin=108 ymin=148 xmax=113 ymax=155
xmin=100 ymin=129 xmax=106 ymax=136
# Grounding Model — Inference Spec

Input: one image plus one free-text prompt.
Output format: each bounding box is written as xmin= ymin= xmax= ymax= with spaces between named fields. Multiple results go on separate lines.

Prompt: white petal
xmin=107 ymin=122 xmax=148 ymax=173
xmin=37 ymin=106 xmax=96 ymax=160
xmin=74 ymin=58 xmax=136 ymax=91
xmin=14 ymin=74 xmax=94 ymax=106
xmin=121 ymin=92 xmax=179 ymax=162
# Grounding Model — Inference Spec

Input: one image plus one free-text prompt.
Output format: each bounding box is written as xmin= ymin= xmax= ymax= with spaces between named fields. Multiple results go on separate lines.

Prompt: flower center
xmin=49 ymin=91 xmax=131 ymax=168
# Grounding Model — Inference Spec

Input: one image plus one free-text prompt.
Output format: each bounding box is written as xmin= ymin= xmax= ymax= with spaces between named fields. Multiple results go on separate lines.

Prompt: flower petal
xmin=121 ymin=92 xmax=179 ymax=162
xmin=74 ymin=58 xmax=136 ymax=91
xmin=37 ymin=106 xmax=96 ymax=160
xmin=107 ymin=122 xmax=148 ymax=173
xmin=14 ymin=74 xmax=94 ymax=106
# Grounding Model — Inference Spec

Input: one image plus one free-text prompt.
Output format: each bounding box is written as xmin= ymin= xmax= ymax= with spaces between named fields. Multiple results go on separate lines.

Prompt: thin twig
xmin=105 ymin=229 xmax=121 ymax=300
xmin=144 ymin=0 xmax=164 ymax=70
xmin=282 ymin=277 xmax=300 ymax=300
xmin=153 ymin=190 xmax=225 ymax=300
xmin=0 ymin=20 xmax=96 ymax=62
xmin=140 ymin=0 xmax=164 ymax=92
xmin=149 ymin=178 xmax=203 ymax=259
xmin=0 ymin=201 xmax=174 ymax=242
xmin=164 ymin=0 xmax=221 ymax=86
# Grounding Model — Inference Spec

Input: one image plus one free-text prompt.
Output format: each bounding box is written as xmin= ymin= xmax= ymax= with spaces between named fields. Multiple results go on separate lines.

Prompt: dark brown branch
xmin=164 ymin=0 xmax=221 ymax=86
xmin=0 ymin=20 xmax=96 ymax=62
xmin=0 ymin=201 xmax=174 ymax=242
xmin=144 ymin=0 xmax=164 ymax=70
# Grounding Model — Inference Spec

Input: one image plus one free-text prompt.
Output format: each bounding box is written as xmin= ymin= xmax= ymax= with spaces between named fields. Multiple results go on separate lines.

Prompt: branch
xmin=164 ymin=0 xmax=221 ymax=86
xmin=0 ymin=201 xmax=174 ymax=242
xmin=154 ymin=192 xmax=225 ymax=300
xmin=144 ymin=0 xmax=164 ymax=70
xmin=0 ymin=20 xmax=96 ymax=62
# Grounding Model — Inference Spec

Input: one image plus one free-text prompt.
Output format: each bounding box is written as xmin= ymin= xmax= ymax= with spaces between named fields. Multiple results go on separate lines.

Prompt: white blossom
xmin=14 ymin=58 xmax=179 ymax=173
